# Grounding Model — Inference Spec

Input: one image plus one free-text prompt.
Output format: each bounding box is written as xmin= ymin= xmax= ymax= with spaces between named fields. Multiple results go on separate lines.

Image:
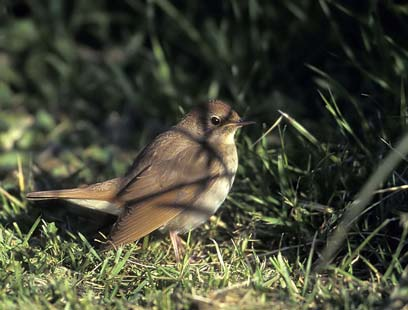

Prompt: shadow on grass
xmin=1 ymin=199 xmax=117 ymax=248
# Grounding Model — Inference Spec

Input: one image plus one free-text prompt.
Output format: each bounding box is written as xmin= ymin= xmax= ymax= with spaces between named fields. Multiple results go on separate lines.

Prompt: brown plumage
xmin=26 ymin=100 xmax=253 ymax=261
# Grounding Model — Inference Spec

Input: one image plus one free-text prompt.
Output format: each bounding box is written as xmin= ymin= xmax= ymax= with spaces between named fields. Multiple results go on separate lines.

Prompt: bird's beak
xmin=230 ymin=119 xmax=256 ymax=127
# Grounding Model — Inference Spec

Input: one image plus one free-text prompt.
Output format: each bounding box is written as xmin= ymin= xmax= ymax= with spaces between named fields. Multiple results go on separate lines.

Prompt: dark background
xmin=2 ymin=1 xmax=406 ymax=147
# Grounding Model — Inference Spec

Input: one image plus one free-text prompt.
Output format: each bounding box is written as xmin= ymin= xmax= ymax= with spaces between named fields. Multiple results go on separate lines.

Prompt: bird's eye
xmin=211 ymin=116 xmax=221 ymax=126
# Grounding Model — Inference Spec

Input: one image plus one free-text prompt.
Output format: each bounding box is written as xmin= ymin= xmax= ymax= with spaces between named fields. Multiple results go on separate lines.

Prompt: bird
xmin=26 ymin=100 xmax=254 ymax=261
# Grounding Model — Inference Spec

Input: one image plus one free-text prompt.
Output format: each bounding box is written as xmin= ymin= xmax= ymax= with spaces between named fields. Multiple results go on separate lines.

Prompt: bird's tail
xmin=26 ymin=178 xmax=122 ymax=215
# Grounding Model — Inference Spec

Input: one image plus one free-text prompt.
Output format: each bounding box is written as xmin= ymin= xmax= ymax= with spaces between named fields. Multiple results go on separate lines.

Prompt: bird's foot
xmin=169 ymin=231 xmax=185 ymax=263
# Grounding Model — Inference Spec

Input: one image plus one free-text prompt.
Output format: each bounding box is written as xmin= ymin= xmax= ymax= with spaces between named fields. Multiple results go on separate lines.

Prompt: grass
xmin=1 ymin=0 xmax=408 ymax=308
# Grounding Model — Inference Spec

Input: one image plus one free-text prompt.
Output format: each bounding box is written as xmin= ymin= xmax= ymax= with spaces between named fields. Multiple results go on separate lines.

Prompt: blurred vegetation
xmin=1 ymin=0 xmax=408 ymax=308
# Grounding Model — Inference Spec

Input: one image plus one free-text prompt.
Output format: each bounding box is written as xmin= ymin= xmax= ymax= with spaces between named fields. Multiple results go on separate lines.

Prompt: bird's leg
xmin=169 ymin=231 xmax=184 ymax=263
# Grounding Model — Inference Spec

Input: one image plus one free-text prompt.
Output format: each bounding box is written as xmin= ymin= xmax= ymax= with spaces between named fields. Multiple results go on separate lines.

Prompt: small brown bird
xmin=27 ymin=100 xmax=253 ymax=261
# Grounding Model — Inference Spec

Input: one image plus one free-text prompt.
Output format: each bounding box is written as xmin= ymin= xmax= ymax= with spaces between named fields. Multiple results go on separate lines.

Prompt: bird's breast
xmin=163 ymin=143 xmax=238 ymax=233
xmin=199 ymin=143 xmax=238 ymax=213
xmin=195 ymin=174 xmax=234 ymax=213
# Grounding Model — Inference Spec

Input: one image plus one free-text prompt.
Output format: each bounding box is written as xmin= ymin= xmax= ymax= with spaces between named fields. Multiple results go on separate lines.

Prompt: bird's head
xmin=178 ymin=100 xmax=254 ymax=145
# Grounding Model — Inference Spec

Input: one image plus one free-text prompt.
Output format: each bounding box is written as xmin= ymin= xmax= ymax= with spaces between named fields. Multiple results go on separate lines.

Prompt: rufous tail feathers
xmin=26 ymin=178 xmax=122 ymax=216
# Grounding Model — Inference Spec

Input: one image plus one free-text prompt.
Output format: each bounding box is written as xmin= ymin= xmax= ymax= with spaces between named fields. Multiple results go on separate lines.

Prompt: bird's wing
xmin=107 ymin=130 xmax=225 ymax=247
